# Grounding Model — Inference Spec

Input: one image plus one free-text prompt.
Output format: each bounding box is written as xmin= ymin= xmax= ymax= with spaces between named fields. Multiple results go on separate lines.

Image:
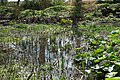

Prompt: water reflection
xmin=0 ymin=30 xmax=85 ymax=80
xmin=21 ymin=33 xmax=79 ymax=79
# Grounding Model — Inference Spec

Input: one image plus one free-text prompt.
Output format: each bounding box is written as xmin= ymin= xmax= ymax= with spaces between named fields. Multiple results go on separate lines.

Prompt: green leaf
xmin=105 ymin=77 xmax=120 ymax=80
xmin=92 ymin=64 xmax=100 ymax=70
xmin=74 ymin=54 xmax=82 ymax=61
xmin=85 ymin=70 xmax=91 ymax=74
xmin=65 ymin=43 xmax=71 ymax=49
xmin=101 ymin=41 xmax=107 ymax=44
xmin=111 ymin=30 xmax=120 ymax=34
xmin=109 ymin=55 xmax=118 ymax=61
xmin=94 ymin=55 xmax=106 ymax=63
xmin=108 ymin=65 xmax=115 ymax=72
xmin=107 ymin=46 xmax=113 ymax=53
xmin=105 ymin=72 xmax=118 ymax=78
xmin=103 ymin=65 xmax=115 ymax=72
xmin=92 ymin=40 xmax=97 ymax=45
xmin=115 ymin=62 xmax=120 ymax=66
xmin=52 ymin=75 xmax=56 ymax=80
xmin=94 ymin=48 xmax=104 ymax=54
xmin=113 ymin=39 xmax=120 ymax=43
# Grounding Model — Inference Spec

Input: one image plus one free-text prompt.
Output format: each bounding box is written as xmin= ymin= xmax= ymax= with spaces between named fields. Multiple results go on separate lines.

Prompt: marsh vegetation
xmin=0 ymin=0 xmax=120 ymax=80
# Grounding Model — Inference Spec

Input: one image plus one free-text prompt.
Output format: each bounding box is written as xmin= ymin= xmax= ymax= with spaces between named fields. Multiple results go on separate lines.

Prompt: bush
xmin=19 ymin=9 xmax=42 ymax=18
xmin=21 ymin=1 xmax=42 ymax=10
xmin=18 ymin=5 xmax=73 ymax=24
xmin=14 ymin=23 xmax=28 ymax=29
xmin=0 ymin=6 xmax=15 ymax=19
xmin=42 ymin=5 xmax=72 ymax=17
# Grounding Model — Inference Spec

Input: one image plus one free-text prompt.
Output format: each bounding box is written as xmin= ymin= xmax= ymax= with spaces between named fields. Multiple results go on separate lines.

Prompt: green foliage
xmin=19 ymin=5 xmax=72 ymax=19
xmin=52 ymin=0 xmax=65 ymax=5
xmin=21 ymin=0 xmax=42 ymax=10
xmin=0 ymin=6 xmax=15 ymax=18
xmin=13 ymin=23 xmax=28 ymax=29
xmin=42 ymin=5 xmax=72 ymax=17
xmin=105 ymin=77 xmax=120 ymax=80
xmin=45 ymin=5 xmax=69 ymax=12
xmin=72 ymin=0 xmax=83 ymax=17
xmin=74 ymin=30 xmax=120 ymax=79
xmin=18 ymin=5 xmax=73 ymax=24
xmin=60 ymin=19 xmax=72 ymax=25
xmin=19 ymin=9 xmax=42 ymax=18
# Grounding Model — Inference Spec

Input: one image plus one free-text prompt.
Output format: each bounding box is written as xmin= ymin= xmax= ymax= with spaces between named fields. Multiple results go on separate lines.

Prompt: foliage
xmin=60 ymin=19 xmax=72 ymax=25
xmin=1 ymin=2 xmax=120 ymax=79
xmin=19 ymin=5 xmax=72 ymax=18
xmin=21 ymin=0 xmax=42 ymax=10
xmin=0 ymin=6 xmax=16 ymax=19
xmin=18 ymin=5 xmax=73 ymax=24
xmin=21 ymin=0 xmax=58 ymax=10
xmin=38 ymin=5 xmax=72 ymax=18
xmin=19 ymin=9 xmax=42 ymax=18
xmin=13 ymin=23 xmax=28 ymax=29
xmin=74 ymin=29 xmax=120 ymax=79
xmin=84 ymin=3 xmax=120 ymax=21
xmin=105 ymin=77 xmax=120 ymax=80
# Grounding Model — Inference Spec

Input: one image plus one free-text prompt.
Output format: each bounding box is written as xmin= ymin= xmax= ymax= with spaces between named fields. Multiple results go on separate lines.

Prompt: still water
xmin=0 ymin=30 xmax=86 ymax=80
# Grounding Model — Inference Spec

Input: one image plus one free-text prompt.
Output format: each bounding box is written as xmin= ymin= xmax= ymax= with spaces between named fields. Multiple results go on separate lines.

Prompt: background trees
xmin=0 ymin=0 xmax=7 ymax=5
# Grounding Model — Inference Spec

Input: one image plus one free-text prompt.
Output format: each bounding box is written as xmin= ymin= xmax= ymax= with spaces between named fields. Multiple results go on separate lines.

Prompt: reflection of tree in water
xmin=38 ymin=38 xmax=47 ymax=64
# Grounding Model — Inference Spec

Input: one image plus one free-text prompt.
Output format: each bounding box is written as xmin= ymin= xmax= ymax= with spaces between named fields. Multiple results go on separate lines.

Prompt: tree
xmin=17 ymin=0 xmax=20 ymax=6
xmin=72 ymin=0 xmax=83 ymax=28
xmin=0 ymin=0 xmax=7 ymax=5
xmin=1 ymin=0 xmax=4 ymax=5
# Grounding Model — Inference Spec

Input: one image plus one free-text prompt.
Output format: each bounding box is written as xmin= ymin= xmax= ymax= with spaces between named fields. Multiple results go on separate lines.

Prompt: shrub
xmin=21 ymin=0 xmax=41 ymax=10
xmin=14 ymin=23 xmax=28 ymax=29
xmin=0 ymin=6 xmax=15 ymax=19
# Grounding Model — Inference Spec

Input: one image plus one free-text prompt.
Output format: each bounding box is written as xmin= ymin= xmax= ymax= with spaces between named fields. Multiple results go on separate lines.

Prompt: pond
xmin=0 ymin=28 xmax=87 ymax=80
xmin=0 ymin=25 xmax=120 ymax=80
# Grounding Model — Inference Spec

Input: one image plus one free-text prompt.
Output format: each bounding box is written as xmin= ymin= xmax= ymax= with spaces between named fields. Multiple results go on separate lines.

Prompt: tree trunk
xmin=72 ymin=17 xmax=78 ymax=28
xmin=17 ymin=0 xmax=20 ymax=6
xmin=71 ymin=0 xmax=83 ymax=28
xmin=38 ymin=38 xmax=47 ymax=64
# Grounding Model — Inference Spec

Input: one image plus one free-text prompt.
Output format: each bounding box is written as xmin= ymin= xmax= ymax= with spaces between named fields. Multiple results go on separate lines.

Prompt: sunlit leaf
xmin=115 ymin=62 xmax=120 ymax=66
xmin=105 ymin=72 xmax=118 ymax=78
xmin=101 ymin=41 xmax=106 ymax=44
xmin=94 ymin=48 xmax=104 ymax=54
xmin=111 ymin=30 xmax=120 ymax=34
xmin=105 ymin=77 xmax=120 ymax=80
xmin=94 ymin=55 xmax=106 ymax=63
xmin=108 ymin=65 xmax=115 ymax=72
xmin=92 ymin=40 xmax=97 ymax=45
xmin=85 ymin=69 xmax=91 ymax=74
